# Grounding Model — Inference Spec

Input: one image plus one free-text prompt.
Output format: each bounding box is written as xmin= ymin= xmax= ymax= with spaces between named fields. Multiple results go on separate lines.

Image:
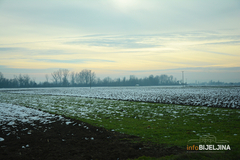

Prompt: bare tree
xmin=103 ymin=77 xmax=112 ymax=84
xmin=159 ymin=74 xmax=168 ymax=84
xmin=62 ymin=69 xmax=70 ymax=86
xmin=169 ymin=75 xmax=173 ymax=83
xmin=75 ymin=72 xmax=80 ymax=85
xmin=45 ymin=74 xmax=49 ymax=83
xmin=56 ymin=69 xmax=63 ymax=85
xmin=97 ymin=77 xmax=101 ymax=85
xmin=12 ymin=76 xmax=19 ymax=87
xmin=29 ymin=77 xmax=36 ymax=86
xmin=80 ymin=69 xmax=91 ymax=85
xmin=73 ymin=69 xmax=96 ymax=86
xmin=18 ymin=74 xmax=24 ymax=87
xmin=51 ymin=71 xmax=58 ymax=84
xmin=90 ymin=71 xmax=96 ymax=84
xmin=23 ymin=74 xmax=30 ymax=86
xmin=70 ymin=71 xmax=75 ymax=86
xmin=0 ymin=72 xmax=3 ymax=83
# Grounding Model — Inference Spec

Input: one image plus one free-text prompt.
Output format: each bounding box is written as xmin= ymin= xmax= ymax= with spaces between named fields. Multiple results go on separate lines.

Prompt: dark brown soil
xmin=0 ymin=117 xmax=184 ymax=160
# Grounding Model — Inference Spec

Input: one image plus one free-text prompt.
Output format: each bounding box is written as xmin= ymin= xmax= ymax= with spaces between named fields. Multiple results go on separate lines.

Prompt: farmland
xmin=4 ymin=86 xmax=240 ymax=108
xmin=0 ymin=86 xmax=240 ymax=159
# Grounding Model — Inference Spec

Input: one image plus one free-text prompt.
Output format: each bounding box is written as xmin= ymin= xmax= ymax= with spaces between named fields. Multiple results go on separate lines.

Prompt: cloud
xmin=63 ymin=31 xmax=240 ymax=50
xmin=36 ymin=50 xmax=76 ymax=56
xmin=168 ymin=67 xmax=240 ymax=72
xmin=0 ymin=65 xmax=58 ymax=74
xmin=1 ymin=0 xmax=240 ymax=36
xmin=0 ymin=47 xmax=78 ymax=56
xmin=0 ymin=47 xmax=24 ymax=51
xmin=65 ymin=35 xmax=160 ymax=49
xmin=36 ymin=59 xmax=115 ymax=63
xmin=0 ymin=1 xmax=240 ymax=83
xmin=192 ymin=49 xmax=235 ymax=56
xmin=203 ymin=41 xmax=240 ymax=45
xmin=110 ymin=66 xmax=240 ymax=73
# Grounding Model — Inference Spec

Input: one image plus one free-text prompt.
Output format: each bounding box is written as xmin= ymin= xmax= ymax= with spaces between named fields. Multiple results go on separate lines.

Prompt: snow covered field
xmin=0 ymin=92 xmax=239 ymax=138
xmin=0 ymin=103 xmax=73 ymax=143
xmin=2 ymin=86 xmax=240 ymax=109
xmin=0 ymin=87 xmax=239 ymax=150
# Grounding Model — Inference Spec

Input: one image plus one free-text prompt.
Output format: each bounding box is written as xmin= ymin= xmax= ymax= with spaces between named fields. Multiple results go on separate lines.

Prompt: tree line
xmin=0 ymin=69 xmax=182 ymax=88
xmin=0 ymin=72 xmax=37 ymax=88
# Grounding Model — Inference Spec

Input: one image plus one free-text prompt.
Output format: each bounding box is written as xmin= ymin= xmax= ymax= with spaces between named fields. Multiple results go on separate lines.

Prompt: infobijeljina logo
xmin=187 ymin=135 xmax=231 ymax=153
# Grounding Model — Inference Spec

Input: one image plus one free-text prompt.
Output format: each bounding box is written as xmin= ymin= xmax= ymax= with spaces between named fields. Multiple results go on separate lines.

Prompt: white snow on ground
xmin=0 ymin=89 xmax=239 ymax=138
xmin=0 ymin=103 xmax=65 ymax=125
xmin=3 ymin=86 xmax=240 ymax=109
xmin=0 ymin=103 xmax=72 ymax=141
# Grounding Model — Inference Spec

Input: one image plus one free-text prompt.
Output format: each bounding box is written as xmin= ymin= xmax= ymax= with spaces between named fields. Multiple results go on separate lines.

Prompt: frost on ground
xmin=0 ymin=92 xmax=239 ymax=137
xmin=0 ymin=103 xmax=183 ymax=160
xmin=0 ymin=103 xmax=72 ymax=141
xmin=2 ymin=86 xmax=240 ymax=109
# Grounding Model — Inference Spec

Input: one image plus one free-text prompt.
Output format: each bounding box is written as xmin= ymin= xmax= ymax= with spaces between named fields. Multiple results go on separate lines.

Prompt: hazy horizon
xmin=1 ymin=0 xmax=240 ymax=83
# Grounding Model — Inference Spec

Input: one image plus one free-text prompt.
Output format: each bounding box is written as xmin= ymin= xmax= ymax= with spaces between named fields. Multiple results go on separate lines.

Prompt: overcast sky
xmin=0 ymin=0 xmax=240 ymax=83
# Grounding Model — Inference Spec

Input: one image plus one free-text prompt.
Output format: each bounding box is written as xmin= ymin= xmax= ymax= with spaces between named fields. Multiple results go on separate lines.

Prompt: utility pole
xmin=90 ymin=70 xmax=91 ymax=89
xmin=182 ymin=71 xmax=184 ymax=87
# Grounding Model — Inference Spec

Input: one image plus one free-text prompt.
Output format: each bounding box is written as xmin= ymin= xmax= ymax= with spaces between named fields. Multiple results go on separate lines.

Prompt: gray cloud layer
xmin=1 ymin=0 xmax=240 ymax=34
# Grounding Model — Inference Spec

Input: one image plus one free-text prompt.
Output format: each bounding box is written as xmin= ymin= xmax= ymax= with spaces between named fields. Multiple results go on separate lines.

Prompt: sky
xmin=0 ymin=0 xmax=240 ymax=83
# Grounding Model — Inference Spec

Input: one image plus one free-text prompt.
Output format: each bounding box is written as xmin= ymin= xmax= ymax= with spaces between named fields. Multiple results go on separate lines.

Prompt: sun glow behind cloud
xmin=0 ymin=0 xmax=240 ymax=82
xmin=1 ymin=33 xmax=239 ymax=70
